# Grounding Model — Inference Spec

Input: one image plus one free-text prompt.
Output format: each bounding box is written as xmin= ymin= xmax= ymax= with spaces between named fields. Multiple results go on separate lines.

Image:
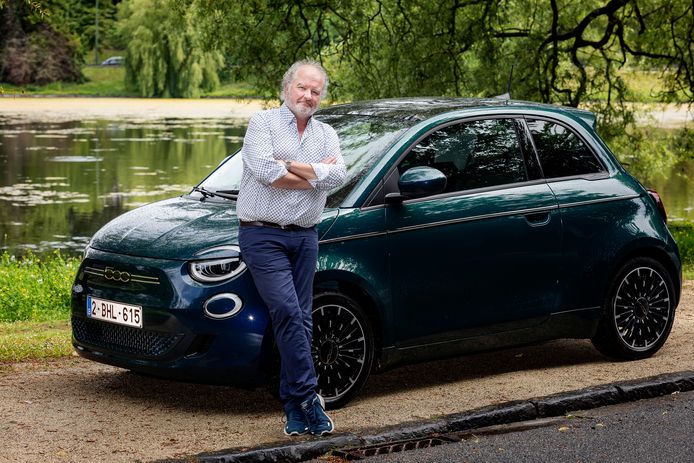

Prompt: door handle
xmin=524 ymin=212 xmax=551 ymax=226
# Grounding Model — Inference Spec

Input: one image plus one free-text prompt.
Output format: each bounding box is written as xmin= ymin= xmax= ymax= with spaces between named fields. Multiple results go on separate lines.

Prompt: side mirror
xmin=385 ymin=166 xmax=447 ymax=204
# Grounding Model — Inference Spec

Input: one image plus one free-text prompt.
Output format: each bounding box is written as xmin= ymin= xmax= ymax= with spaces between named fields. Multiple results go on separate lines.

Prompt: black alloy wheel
xmin=312 ymin=292 xmax=374 ymax=409
xmin=592 ymin=257 xmax=676 ymax=360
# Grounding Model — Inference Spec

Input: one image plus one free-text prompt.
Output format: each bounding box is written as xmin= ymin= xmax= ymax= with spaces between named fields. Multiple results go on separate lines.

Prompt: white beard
xmin=286 ymin=99 xmax=318 ymax=119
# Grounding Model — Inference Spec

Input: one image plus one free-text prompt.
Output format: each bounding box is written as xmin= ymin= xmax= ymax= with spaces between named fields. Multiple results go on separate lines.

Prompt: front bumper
xmin=71 ymin=247 xmax=272 ymax=386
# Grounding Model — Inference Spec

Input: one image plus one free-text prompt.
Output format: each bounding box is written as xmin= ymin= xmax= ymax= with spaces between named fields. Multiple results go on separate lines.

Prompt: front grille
xmin=72 ymin=317 xmax=183 ymax=358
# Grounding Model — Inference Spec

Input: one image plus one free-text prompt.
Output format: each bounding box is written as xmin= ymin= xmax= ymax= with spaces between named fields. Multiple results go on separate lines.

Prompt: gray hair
xmin=279 ymin=59 xmax=329 ymax=101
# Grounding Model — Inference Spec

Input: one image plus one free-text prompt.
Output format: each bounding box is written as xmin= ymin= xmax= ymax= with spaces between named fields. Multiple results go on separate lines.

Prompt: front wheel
xmin=591 ymin=257 xmax=676 ymax=360
xmin=312 ymin=292 xmax=374 ymax=409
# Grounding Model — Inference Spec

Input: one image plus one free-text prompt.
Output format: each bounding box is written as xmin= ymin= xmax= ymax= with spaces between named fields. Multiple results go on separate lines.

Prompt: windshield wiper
xmin=191 ymin=186 xmax=237 ymax=201
xmin=216 ymin=189 xmax=239 ymax=198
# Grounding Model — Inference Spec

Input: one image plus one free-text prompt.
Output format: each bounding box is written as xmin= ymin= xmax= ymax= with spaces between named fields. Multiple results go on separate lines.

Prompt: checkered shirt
xmin=236 ymin=104 xmax=346 ymax=227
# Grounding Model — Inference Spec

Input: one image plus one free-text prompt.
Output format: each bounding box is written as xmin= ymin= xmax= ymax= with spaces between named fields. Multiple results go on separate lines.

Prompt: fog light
xmin=203 ymin=293 xmax=243 ymax=319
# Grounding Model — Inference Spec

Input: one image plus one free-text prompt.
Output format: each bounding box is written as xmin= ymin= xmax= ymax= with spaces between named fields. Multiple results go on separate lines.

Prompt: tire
xmin=312 ymin=292 xmax=374 ymax=409
xmin=591 ymin=257 xmax=676 ymax=360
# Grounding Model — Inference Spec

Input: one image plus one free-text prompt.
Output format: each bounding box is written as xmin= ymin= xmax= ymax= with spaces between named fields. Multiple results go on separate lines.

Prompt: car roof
xmin=319 ymin=97 xmax=596 ymax=128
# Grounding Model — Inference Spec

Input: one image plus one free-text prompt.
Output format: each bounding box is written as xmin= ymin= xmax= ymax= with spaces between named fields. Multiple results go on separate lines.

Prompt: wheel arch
xmin=606 ymin=240 xmax=682 ymax=307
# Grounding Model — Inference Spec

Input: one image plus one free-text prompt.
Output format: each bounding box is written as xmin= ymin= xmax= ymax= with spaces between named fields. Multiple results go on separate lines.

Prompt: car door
xmin=384 ymin=117 xmax=562 ymax=347
xmin=524 ymin=117 xmax=636 ymax=313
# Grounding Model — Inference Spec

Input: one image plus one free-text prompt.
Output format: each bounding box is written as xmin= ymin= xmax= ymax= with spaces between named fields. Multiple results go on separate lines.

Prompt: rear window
xmin=527 ymin=119 xmax=604 ymax=178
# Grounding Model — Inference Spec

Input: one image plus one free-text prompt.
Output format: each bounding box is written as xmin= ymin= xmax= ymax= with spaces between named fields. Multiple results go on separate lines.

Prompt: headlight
xmin=189 ymin=246 xmax=247 ymax=283
xmin=189 ymin=257 xmax=246 ymax=283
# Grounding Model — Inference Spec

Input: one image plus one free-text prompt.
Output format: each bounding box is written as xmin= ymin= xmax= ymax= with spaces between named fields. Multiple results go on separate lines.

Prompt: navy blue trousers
xmin=238 ymin=225 xmax=318 ymax=412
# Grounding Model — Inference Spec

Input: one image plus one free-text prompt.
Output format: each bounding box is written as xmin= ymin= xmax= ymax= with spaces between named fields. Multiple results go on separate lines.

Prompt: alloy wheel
xmin=613 ymin=266 xmax=672 ymax=351
xmin=311 ymin=299 xmax=370 ymax=407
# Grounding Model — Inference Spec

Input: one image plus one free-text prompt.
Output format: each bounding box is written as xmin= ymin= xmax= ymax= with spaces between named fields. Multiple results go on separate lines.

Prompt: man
xmin=236 ymin=59 xmax=346 ymax=436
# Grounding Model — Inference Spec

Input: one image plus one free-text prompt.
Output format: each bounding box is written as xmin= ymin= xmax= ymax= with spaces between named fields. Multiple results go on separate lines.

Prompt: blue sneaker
xmin=301 ymin=394 xmax=334 ymax=436
xmin=283 ymin=405 xmax=308 ymax=436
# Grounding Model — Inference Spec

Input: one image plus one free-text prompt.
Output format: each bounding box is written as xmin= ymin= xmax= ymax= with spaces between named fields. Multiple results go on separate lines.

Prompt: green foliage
xmin=191 ymin=0 xmax=694 ymax=107
xmin=670 ymin=222 xmax=694 ymax=280
xmin=43 ymin=0 xmax=120 ymax=59
xmin=0 ymin=0 xmax=84 ymax=85
xmin=0 ymin=251 xmax=80 ymax=322
xmin=602 ymin=127 xmax=693 ymax=184
xmin=117 ymin=0 xmax=224 ymax=97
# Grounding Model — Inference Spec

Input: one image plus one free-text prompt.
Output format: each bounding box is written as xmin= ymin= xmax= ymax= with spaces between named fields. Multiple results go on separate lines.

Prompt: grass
xmin=0 ymin=320 xmax=73 ymax=363
xmin=0 ymin=251 xmax=78 ymax=363
xmin=0 ymin=66 xmax=130 ymax=97
xmin=0 ymin=251 xmax=80 ymax=323
xmin=0 ymin=61 xmax=263 ymax=98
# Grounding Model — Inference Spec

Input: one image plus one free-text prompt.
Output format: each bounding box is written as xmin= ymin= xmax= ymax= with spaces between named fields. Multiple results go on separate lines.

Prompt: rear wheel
xmin=312 ymin=292 xmax=374 ymax=409
xmin=592 ymin=257 xmax=676 ymax=360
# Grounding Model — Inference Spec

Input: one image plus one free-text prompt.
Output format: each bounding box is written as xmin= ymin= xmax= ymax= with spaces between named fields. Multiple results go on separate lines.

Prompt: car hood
xmin=89 ymin=196 xmax=339 ymax=260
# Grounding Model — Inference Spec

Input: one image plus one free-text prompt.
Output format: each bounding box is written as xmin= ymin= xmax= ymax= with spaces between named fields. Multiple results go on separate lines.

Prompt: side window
xmin=399 ymin=119 xmax=526 ymax=193
xmin=526 ymin=119 xmax=604 ymax=178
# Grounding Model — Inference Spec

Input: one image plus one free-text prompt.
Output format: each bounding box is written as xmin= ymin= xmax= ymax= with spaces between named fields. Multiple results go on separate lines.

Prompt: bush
xmin=0 ymin=251 xmax=80 ymax=322
xmin=670 ymin=222 xmax=694 ymax=279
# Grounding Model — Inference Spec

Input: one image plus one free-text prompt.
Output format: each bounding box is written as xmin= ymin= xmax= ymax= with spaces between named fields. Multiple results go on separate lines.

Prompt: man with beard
xmin=236 ymin=59 xmax=346 ymax=436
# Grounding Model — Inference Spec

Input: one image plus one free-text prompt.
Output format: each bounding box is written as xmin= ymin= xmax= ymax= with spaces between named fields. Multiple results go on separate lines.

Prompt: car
xmin=71 ymin=98 xmax=682 ymax=409
xmin=100 ymin=56 xmax=124 ymax=66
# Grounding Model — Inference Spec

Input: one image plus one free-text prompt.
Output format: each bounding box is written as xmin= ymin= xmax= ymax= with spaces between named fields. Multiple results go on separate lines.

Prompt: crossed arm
xmin=271 ymin=156 xmax=338 ymax=190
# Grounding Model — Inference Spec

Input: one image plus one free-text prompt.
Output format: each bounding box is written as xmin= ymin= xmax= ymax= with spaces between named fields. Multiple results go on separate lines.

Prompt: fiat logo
xmin=104 ymin=267 xmax=131 ymax=282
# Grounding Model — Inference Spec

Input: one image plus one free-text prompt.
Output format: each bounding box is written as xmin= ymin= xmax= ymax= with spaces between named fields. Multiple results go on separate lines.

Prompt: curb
xmin=168 ymin=371 xmax=694 ymax=463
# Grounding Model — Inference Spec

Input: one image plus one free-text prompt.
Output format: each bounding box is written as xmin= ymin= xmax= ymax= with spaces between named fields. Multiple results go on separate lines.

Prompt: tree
xmin=117 ymin=0 xmax=223 ymax=97
xmin=0 ymin=0 xmax=82 ymax=85
xmin=191 ymin=0 xmax=693 ymax=112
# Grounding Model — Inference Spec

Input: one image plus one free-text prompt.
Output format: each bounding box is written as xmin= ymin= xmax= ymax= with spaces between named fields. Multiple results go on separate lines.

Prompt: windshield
xmin=197 ymin=113 xmax=410 ymax=207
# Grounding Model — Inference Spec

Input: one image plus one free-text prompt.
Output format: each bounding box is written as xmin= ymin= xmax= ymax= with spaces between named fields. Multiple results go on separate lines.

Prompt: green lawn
xmin=0 ymin=66 xmax=130 ymax=97
xmin=0 ymin=320 xmax=72 ymax=362
xmin=0 ymin=63 xmax=262 ymax=98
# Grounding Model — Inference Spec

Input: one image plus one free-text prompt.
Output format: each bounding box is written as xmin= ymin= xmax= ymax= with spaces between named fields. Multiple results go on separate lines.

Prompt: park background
xmin=0 ymin=0 xmax=692 ymax=361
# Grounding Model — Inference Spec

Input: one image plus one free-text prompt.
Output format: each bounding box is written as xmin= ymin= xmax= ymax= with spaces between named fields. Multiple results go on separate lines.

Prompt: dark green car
xmin=71 ymin=98 xmax=681 ymax=409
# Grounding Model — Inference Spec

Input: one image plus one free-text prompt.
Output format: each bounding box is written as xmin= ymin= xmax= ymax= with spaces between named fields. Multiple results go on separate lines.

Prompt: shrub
xmin=0 ymin=251 xmax=80 ymax=322
xmin=670 ymin=222 xmax=694 ymax=279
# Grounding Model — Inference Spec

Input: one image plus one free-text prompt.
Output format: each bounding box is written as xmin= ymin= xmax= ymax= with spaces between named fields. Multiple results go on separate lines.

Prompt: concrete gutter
xmin=161 ymin=371 xmax=694 ymax=463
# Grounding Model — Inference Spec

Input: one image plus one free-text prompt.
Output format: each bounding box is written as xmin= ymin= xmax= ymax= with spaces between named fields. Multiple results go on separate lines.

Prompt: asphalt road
xmin=346 ymin=390 xmax=694 ymax=463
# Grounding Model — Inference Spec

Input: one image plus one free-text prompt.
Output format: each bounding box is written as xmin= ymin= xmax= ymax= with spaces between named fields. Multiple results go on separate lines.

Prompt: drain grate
xmin=332 ymin=435 xmax=457 ymax=460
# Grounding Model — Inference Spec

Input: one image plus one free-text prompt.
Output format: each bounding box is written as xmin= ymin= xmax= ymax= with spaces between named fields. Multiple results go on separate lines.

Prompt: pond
xmin=0 ymin=117 xmax=244 ymax=255
xmin=0 ymin=114 xmax=692 ymax=256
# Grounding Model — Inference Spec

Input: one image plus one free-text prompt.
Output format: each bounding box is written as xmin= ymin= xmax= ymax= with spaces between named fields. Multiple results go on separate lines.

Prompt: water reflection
xmin=0 ymin=115 xmax=692 ymax=257
xmin=0 ymin=117 xmax=245 ymax=256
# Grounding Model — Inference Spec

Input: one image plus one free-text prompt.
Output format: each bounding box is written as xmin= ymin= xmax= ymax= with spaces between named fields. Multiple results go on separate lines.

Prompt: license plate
xmin=87 ymin=295 xmax=143 ymax=329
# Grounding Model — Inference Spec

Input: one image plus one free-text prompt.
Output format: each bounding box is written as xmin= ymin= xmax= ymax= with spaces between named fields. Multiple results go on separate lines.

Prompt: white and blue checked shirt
xmin=236 ymin=104 xmax=347 ymax=227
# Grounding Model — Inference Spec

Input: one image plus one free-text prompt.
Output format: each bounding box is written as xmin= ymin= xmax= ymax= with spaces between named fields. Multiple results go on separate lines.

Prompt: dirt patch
xmin=0 ymin=97 xmax=270 ymax=123
xmin=0 ymin=97 xmax=691 ymax=127
xmin=1 ymin=281 xmax=693 ymax=462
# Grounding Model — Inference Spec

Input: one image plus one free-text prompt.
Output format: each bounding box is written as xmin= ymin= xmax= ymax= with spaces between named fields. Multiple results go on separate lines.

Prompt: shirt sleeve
xmin=308 ymin=125 xmax=347 ymax=191
xmin=241 ymin=112 xmax=287 ymax=185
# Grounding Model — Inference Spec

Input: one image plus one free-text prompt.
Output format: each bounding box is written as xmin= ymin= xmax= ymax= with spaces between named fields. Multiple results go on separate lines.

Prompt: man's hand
xmin=271 ymin=156 xmax=343 ymax=190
